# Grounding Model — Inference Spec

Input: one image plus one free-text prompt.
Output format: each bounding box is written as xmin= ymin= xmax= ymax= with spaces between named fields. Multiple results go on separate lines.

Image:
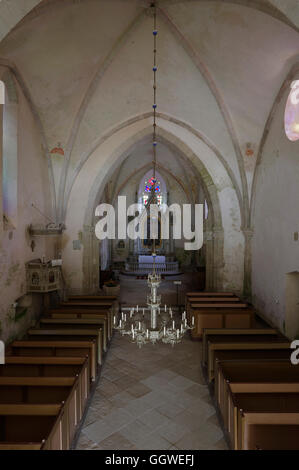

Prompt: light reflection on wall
xmin=285 ymin=80 xmax=299 ymax=142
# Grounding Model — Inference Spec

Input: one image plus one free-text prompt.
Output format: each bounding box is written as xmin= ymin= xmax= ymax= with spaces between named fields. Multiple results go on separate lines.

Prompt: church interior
xmin=0 ymin=0 xmax=299 ymax=451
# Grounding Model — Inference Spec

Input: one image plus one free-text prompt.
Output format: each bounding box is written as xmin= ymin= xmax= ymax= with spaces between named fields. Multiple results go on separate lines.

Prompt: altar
xmin=138 ymin=255 xmax=166 ymax=265
xmin=138 ymin=255 xmax=166 ymax=271
xmin=125 ymin=254 xmax=179 ymax=274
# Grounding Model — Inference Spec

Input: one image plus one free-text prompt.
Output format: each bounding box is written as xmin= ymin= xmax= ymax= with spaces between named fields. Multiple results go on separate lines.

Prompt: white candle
xmin=146 ymin=329 xmax=149 ymax=339
xmin=119 ymin=319 xmax=122 ymax=328
xmin=121 ymin=312 xmax=124 ymax=320
xmin=176 ymin=329 xmax=180 ymax=339
xmin=165 ymin=304 xmax=167 ymax=312
xmin=181 ymin=323 xmax=183 ymax=333
xmin=163 ymin=326 xmax=166 ymax=337
xmin=136 ymin=305 xmax=139 ymax=312
xmin=172 ymin=320 xmax=175 ymax=330
xmin=132 ymin=330 xmax=135 ymax=339
xmin=185 ymin=318 xmax=187 ymax=327
xmin=113 ymin=316 xmax=116 ymax=326
xmin=139 ymin=321 xmax=141 ymax=331
xmin=192 ymin=316 xmax=195 ymax=326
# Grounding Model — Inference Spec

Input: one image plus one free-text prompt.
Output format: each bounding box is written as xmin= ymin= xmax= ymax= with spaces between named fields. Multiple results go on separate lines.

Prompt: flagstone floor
xmin=75 ymin=333 xmax=227 ymax=450
xmin=75 ymin=273 xmax=227 ymax=450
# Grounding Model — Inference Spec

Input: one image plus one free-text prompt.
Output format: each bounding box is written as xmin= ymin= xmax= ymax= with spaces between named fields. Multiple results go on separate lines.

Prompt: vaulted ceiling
xmin=0 ymin=0 xmax=298 ymax=223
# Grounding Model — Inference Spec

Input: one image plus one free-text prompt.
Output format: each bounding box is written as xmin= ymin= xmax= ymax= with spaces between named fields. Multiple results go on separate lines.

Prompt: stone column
xmin=204 ymin=230 xmax=213 ymax=290
xmin=0 ymin=103 xmax=3 ymax=237
xmin=212 ymin=227 xmax=224 ymax=291
xmin=82 ymin=224 xmax=99 ymax=293
xmin=243 ymin=228 xmax=253 ymax=300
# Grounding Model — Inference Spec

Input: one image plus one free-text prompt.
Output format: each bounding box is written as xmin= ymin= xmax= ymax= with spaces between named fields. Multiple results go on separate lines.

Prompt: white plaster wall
xmin=0 ymin=80 xmax=55 ymax=342
xmin=252 ymin=85 xmax=299 ymax=333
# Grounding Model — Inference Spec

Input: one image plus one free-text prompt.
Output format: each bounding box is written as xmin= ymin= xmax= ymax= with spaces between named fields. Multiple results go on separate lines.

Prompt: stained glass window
xmin=143 ymin=177 xmax=162 ymax=206
xmin=144 ymin=177 xmax=161 ymax=193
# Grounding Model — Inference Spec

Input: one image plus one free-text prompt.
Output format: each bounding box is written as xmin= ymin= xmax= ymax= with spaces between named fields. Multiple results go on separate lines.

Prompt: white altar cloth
xmin=138 ymin=255 xmax=165 ymax=264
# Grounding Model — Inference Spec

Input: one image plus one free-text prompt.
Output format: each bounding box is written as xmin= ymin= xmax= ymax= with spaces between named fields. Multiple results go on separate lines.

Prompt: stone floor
xmin=75 ymin=273 xmax=227 ymax=450
xmin=76 ymin=337 xmax=227 ymax=450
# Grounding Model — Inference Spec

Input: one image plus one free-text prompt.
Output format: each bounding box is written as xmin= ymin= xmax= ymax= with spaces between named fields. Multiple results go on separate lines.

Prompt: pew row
xmin=48 ymin=309 xmax=112 ymax=340
xmin=186 ymin=292 xmax=236 ymax=297
xmin=0 ymin=356 xmax=89 ymax=411
xmin=67 ymin=295 xmax=117 ymax=301
xmin=206 ymin=334 xmax=289 ymax=383
xmin=0 ymin=404 xmax=68 ymax=450
xmin=229 ymin=392 xmax=299 ymax=450
xmin=202 ymin=328 xmax=279 ymax=367
xmin=190 ymin=305 xmax=255 ymax=339
xmin=49 ymin=308 xmax=113 ymax=339
xmin=26 ymin=328 xmax=103 ymax=367
xmin=216 ymin=360 xmax=299 ymax=435
xmin=65 ymin=295 xmax=119 ymax=315
xmin=186 ymin=296 xmax=241 ymax=319
xmin=39 ymin=318 xmax=108 ymax=353
xmin=7 ymin=342 xmax=95 ymax=382
xmin=0 ymin=376 xmax=81 ymax=448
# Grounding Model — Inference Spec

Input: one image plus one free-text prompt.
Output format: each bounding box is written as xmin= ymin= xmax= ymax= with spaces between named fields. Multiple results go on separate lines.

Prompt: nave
xmin=76 ymin=331 xmax=225 ymax=450
xmin=76 ymin=274 xmax=226 ymax=450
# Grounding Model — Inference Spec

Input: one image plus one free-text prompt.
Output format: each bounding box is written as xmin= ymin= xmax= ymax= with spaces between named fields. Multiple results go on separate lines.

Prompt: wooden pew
xmin=206 ymin=334 xmax=290 ymax=383
xmin=0 ymin=404 xmax=68 ymax=450
xmin=60 ymin=301 xmax=114 ymax=313
xmin=66 ymin=295 xmax=119 ymax=314
xmin=49 ymin=308 xmax=113 ymax=339
xmin=39 ymin=318 xmax=109 ymax=353
xmin=0 ymin=376 xmax=81 ymax=448
xmin=202 ymin=328 xmax=278 ymax=367
xmin=213 ymin=348 xmax=291 ymax=391
xmin=48 ymin=309 xmax=112 ymax=340
xmin=67 ymin=295 xmax=117 ymax=301
xmin=186 ymin=292 xmax=237 ymax=313
xmin=238 ymin=411 xmax=299 ymax=450
xmin=190 ymin=304 xmax=255 ymax=339
xmin=7 ymin=342 xmax=94 ymax=382
xmin=186 ymin=296 xmax=241 ymax=319
xmin=229 ymin=392 xmax=299 ymax=449
xmin=1 ymin=356 xmax=90 ymax=414
xmin=217 ymin=360 xmax=299 ymax=431
xmin=26 ymin=328 xmax=103 ymax=368
xmin=186 ymin=292 xmax=236 ymax=297
xmin=0 ymin=376 xmax=75 ymax=404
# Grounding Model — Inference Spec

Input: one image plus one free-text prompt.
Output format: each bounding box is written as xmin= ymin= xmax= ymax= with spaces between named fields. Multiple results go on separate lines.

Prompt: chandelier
xmin=113 ymin=1 xmax=194 ymax=347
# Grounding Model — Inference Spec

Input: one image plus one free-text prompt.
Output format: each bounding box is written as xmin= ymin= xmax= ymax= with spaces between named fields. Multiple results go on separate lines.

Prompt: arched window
xmin=139 ymin=170 xmax=167 ymax=208
xmin=1 ymin=72 xmax=18 ymax=228
xmin=285 ymin=79 xmax=299 ymax=142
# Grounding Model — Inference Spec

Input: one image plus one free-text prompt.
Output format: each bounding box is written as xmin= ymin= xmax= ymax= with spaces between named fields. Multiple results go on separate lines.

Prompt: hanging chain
xmin=152 ymin=1 xmax=158 ymax=260
xmin=152 ymin=1 xmax=157 ymax=180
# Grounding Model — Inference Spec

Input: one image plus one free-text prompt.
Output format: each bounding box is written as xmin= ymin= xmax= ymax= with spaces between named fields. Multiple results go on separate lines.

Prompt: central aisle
xmin=76 ymin=332 xmax=227 ymax=450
